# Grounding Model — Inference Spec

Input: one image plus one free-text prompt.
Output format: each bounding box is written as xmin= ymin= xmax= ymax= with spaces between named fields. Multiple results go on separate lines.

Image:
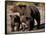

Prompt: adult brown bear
xmin=18 ymin=5 xmax=40 ymax=30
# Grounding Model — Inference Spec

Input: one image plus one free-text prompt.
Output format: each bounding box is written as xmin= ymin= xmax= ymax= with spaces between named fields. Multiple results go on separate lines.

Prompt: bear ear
xmin=10 ymin=5 xmax=17 ymax=13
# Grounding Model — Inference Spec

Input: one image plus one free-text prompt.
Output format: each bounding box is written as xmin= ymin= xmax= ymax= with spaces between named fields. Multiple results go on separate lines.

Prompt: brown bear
xmin=18 ymin=5 xmax=40 ymax=30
